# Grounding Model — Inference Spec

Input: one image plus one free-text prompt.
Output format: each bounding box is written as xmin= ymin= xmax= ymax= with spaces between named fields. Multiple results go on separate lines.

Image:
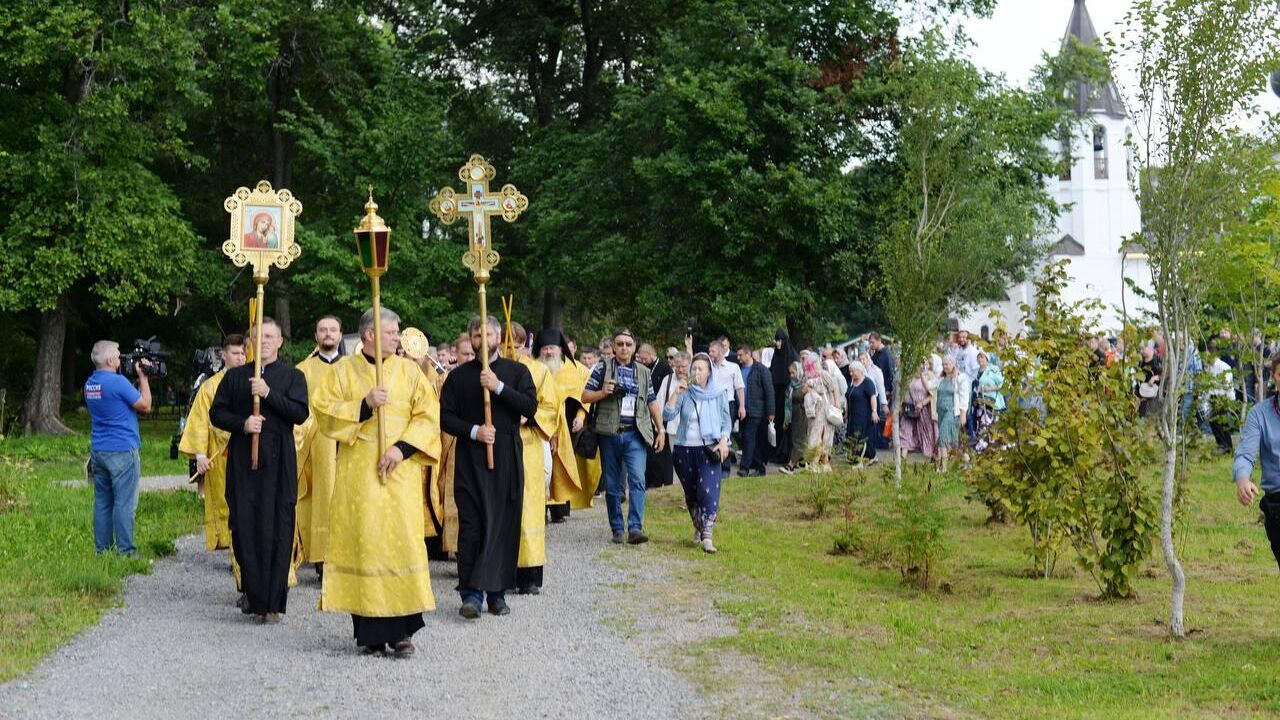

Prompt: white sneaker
xmin=701 ymin=539 xmax=717 ymax=554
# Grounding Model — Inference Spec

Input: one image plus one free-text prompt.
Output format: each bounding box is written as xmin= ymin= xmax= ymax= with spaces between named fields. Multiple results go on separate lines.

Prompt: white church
xmin=962 ymin=0 xmax=1153 ymax=338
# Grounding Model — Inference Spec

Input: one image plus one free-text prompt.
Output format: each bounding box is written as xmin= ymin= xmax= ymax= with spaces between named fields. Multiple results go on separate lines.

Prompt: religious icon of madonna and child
xmin=243 ymin=207 xmax=282 ymax=250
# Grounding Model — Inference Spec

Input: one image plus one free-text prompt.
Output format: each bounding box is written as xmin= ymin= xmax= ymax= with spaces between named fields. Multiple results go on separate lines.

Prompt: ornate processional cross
xmin=428 ymin=154 xmax=528 ymax=282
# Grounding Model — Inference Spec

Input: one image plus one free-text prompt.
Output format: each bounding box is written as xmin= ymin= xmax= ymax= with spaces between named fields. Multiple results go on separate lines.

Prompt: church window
xmin=1093 ymin=125 xmax=1108 ymax=179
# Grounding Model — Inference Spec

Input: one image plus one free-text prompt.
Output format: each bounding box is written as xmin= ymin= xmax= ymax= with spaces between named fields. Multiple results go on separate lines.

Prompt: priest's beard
xmin=540 ymin=357 xmax=563 ymax=374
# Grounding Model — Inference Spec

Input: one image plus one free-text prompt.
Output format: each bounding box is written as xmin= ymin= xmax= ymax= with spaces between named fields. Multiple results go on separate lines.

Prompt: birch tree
xmin=1115 ymin=0 xmax=1280 ymax=638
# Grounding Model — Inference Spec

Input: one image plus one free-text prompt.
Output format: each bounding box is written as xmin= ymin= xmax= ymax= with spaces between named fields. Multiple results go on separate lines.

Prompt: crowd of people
xmin=84 ymin=313 xmax=1280 ymax=659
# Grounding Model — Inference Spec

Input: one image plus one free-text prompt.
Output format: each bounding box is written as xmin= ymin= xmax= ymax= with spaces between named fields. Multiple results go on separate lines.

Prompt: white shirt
xmin=952 ymin=344 xmax=980 ymax=379
xmin=712 ymin=358 xmax=744 ymax=402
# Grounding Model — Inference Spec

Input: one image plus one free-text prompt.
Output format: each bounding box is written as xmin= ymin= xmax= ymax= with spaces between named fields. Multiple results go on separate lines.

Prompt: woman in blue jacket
xmin=664 ymin=353 xmax=731 ymax=553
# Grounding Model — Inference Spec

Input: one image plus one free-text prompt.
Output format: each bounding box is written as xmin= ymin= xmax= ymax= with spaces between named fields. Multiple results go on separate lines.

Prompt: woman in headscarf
xmin=844 ymin=361 xmax=880 ymax=464
xmin=770 ymin=329 xmax=800 ymax=463
xmin=802 ymin=352 xmax=839 ymax=472
xmin=664 ymin=353 xmax=731 ymax=553
xmin=899 ymin=359 xmax=938 ymax=460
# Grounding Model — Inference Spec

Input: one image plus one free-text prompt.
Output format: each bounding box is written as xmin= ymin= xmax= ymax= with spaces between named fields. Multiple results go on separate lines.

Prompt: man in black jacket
xmin=737 ymin=343 xmax=775 ymax=477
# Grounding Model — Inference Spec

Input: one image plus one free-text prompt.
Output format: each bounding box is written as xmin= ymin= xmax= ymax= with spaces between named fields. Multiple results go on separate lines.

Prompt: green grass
xmin=644 ymin=456 xmax=1280 ymax=719
xmin=0 ymin=415 xmax=201 ymax=682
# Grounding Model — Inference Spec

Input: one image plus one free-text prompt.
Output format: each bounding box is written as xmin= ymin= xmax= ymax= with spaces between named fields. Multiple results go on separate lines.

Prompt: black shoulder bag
xmin=573 ymin=359 xmax=612 ymax=459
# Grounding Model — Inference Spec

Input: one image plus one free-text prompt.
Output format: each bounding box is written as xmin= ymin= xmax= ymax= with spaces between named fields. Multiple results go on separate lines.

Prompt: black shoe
xmin=611 ymin=531 xmax=626 ymax=544
xmin=627 ymin=531 xmax=649 ymax=545
xmin=736 ymin=469 xmax=748 ymax=477
xmin=315 ymin=562 xmax=324 ymax=579
xmin=236 ymin=594 xmax=252 ymax=615
xmin=392 ymin=639 xmax=415 ymax=658
xmin=752 ymin=468 xmax=767 ymax=477
xmin=360 ymin=644 xmax=386 ymax=656
xmin=488 ymin=597 xmax=511 ymax=616
xmin=459 ymin=602 xmax=481 ymax=620
xmin=517 ymin=585 xmax=541 ymax=596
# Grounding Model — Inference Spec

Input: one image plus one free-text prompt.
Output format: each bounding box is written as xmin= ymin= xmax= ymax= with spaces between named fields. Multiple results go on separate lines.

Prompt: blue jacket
xmin=663 ymin=389 xmax=731 ymax=447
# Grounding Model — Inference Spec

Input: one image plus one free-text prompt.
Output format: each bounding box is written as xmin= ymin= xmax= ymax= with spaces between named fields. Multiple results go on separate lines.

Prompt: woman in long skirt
xmin=899 ymin=361 xmax=937 ymax=459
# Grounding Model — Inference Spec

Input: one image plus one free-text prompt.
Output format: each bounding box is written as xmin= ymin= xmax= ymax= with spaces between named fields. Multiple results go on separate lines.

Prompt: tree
xmin=874 ymin=28 xmax=1074 ymax=483
xmin=0 ymin=1 xmax=205 ymax=433
xmin=1115 ymin=0 xmax=1280 ymax=637
xmin=977 ymin=262 xmax=1156 ymax=596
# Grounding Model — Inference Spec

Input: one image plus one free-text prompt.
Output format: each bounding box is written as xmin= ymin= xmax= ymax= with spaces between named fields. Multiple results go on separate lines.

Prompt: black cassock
xmin=210 ymin=360 xmax=309 ymax=615
xmin=440 ymin=357 xmax=537 ymax=594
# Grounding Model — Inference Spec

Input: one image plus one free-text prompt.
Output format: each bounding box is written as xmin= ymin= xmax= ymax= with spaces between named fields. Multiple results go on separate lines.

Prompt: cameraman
xmin=84 ymin=340 xmax=153 ymax=556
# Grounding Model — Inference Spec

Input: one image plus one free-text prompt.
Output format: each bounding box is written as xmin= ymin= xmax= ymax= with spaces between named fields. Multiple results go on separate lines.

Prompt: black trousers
xmin=1261 ymin=494 xmax=1280 ymax=570
xmin=739 ymin=416 xmax=764 ymax=473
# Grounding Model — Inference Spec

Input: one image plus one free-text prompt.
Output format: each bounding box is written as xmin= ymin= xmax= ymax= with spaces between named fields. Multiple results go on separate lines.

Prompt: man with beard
xmin=440 ymin=316 xmax=537 ymax=618
xmin=314 ymin=308 xmax=441 ymax=656
xmin=178 ymin=333 xmax=246 ymax=552
xmin=294 ymin=316 xmax=343 ymax=577
xmin=210 ymin=318 xmax=309 ymax=623
xmin=533 ymin=328 xmax=586 ymax=521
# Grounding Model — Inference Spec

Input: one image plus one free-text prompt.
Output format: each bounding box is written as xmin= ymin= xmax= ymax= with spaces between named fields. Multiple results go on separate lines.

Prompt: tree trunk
xmin=1159 ymin=436 xmax=1186 ymax=637
xmin=892 ymin=364 xmax=903 ymax=487
xmin=542 ymin=287 xmax=564 ymax=330
xmin=274 ymin=286 xmax=292 ymax=340
xmin=22 ymin=294 xmax=73 ymax=435
xmin=1159 ymin=345 xmax=1187 ymax=638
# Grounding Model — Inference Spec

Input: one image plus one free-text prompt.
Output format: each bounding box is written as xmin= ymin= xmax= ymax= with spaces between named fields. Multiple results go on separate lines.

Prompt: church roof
xmin=1063 ymin=0 xmax=1127 ymax=119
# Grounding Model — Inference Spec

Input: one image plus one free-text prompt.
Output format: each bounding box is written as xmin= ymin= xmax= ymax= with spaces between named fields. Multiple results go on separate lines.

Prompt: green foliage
xmin=0 ymin=1 xmax=205 ymax=315
xmin=872 ymin=27 xmax=1092 ymax=474
xmin=975 ymin=262 xmax=1156 ymax=598
xmin=873 ymin=467 xmax=948 ymax=590
xmin=804 ymin=469 xmax=836 ymax=520
xmin=0 ymin=456 xmax=31 ymax=513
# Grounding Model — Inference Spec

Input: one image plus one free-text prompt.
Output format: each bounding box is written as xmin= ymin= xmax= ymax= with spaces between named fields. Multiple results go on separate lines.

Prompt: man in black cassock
xmin=210 ymin=317 xmax=309 ymax=623
xmin=440 ymin=315 xmax=538 ymax=619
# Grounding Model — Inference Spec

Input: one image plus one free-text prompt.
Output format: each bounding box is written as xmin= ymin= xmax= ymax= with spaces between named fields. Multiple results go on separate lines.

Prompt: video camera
xmin=169 ymin=345 xmax=224 ymax=461
xmin=120 ymin=337 xmax=170 ymax=379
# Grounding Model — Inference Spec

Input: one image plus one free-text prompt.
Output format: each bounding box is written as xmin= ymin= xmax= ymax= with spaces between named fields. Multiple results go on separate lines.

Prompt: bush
xmin=976 ymin=262 xmax=1156 ymax=598
xmin=875 ymin=467 xmax=947 ymax=590
xmin=805 ymin=470 xmax=836 ymax=519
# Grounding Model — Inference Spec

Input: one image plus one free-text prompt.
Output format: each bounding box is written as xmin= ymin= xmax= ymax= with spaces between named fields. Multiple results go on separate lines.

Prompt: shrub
xmin=976 ymin=262 xmax=1156 ymax=598
xmin=875 ymin=466 xmax=947 ymax=590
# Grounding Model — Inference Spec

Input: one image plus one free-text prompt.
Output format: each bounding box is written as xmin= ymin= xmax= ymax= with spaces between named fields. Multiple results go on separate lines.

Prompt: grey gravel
xmin=0 ymin=504 xmax=712 ymax=720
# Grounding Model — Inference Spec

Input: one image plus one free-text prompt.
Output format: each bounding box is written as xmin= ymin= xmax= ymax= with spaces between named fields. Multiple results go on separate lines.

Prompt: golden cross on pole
xmin=429 ymin=155 xmax=529 ymax=470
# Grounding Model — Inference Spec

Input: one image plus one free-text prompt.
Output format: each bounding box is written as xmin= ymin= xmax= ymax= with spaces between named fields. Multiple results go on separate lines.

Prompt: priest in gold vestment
xmin=178 ymin=334 xmax=245 ymax=551
xmin=533 ymin=328 xmax=587 ymax=520
xmin=509 ymin=324 xmax=557 ymax=595
xmin=293 ymin=316 xmax=343 ymax=577
xmin=313 ymin=308 xmax=441 ymax=657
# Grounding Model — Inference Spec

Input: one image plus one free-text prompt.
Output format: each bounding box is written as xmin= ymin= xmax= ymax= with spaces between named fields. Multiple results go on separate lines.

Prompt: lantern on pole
xmin=353 ymin=186 xmax=391 ymax=470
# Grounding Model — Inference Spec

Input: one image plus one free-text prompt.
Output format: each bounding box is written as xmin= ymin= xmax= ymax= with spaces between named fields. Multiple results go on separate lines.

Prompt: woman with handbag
xmin=664 ymin=353 xmax=731 ymax=553
xmin=802 ymin=353 xmax=841 ymax=473
xmin=899 ymin=360 xmax=937 ymax=460
xmin=929 ymin=356 xmax=970 ymax=472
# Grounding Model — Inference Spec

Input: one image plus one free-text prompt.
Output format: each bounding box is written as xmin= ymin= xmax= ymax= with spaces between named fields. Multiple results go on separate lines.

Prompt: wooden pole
xmin=478 ymin=281 xmax=495 ymax=470
xmin=371 ymin=274 xmax=387 ymax=475
xmin=250 ymin=276 xmax=266 ymax=470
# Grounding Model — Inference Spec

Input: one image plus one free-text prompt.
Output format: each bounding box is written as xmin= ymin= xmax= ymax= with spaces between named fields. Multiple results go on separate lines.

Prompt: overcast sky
xmin=953 ymin=0 xmax=1278 ymax=122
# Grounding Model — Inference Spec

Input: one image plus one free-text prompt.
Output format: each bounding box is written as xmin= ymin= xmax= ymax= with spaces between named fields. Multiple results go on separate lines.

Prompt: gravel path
xmin=0 ymin=504 xmax=716 ymax=720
